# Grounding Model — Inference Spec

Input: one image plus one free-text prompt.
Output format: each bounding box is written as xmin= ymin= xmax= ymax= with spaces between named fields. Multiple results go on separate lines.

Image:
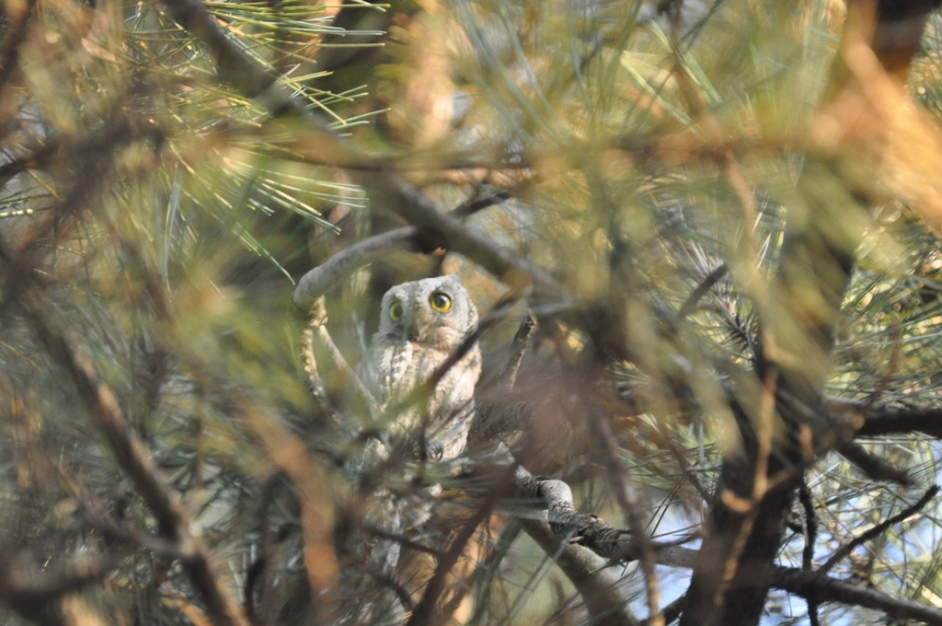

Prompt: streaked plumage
xmin=357 ymin=274 xmax=481 ymax=462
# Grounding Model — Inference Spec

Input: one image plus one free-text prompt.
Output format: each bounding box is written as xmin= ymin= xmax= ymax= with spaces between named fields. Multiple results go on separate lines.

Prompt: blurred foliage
xmin=4 ymin=0 xmax=942 ymax=625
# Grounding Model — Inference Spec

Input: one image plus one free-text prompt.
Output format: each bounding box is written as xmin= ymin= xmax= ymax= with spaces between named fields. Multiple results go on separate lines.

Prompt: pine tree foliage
xmin=4 ymin=1 xmax=942 ymax=625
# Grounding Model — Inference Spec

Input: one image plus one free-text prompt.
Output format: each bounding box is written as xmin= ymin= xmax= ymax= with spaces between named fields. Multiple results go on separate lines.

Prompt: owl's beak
xmin=390 ymin=317 xmax=420 ymax=342
xmin=405 ymin=318 xmax=419 ymax=341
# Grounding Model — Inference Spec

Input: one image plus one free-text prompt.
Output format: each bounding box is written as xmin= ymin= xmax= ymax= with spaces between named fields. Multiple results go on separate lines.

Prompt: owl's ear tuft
xmin=440 ymin=274 xmax=464 ymax=288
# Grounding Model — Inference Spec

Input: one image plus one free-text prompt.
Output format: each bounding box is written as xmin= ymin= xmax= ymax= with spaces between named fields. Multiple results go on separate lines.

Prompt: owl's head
xmin=377 ymin=275 xmax=478 ymax=349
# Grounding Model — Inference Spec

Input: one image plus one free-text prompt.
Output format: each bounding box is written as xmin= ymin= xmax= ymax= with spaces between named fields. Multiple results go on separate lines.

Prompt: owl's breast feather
xmin=375 ymin=340 xmax=415 ymax=400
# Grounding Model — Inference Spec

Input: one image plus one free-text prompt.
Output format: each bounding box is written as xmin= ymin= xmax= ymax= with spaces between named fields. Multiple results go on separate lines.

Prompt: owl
xmin=357 ymin=274 xmax=482 ymax=463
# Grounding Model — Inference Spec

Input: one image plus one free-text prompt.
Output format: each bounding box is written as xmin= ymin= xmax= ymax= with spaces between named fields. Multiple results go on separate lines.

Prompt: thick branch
xmin=770 ymin=566 xmax=942 ymax=624
xmin=512 ymin=467 xmax=641 ymax=626
xmin=293 ymin=227 xmax=425 ymax=313
xmin=516 ymin=467 xmax=942 ymax=624
xmin=858 ymin=406 xmax=942 ymax=437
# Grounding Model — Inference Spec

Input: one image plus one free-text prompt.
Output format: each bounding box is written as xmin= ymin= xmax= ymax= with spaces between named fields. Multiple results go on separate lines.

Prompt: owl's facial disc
xmin=385 ymin=296 xmax=418 ymax=341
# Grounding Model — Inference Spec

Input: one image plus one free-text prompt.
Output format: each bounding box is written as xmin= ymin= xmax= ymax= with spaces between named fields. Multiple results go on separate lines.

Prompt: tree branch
xmin=770 ymin=566 xmax=942 ymax=624
xmin=293 ymin=227 xmax=425 ymax=313
xmin=25 ymin=309 xmax=251 ymax=626
xmin=857 ymin=406 xmax=942 ymax=437
xmin=511 ymin=466 xmax=641 ymax=626
xmin=819 ymin=484 xmax=939 ymax=573
xmin=513 ymin=466 xmax=942 ymax=624
xmin=158 ymin=0 xmax=562 ymax=304
xmin=681 ymin=3 xmax=939 ymax=624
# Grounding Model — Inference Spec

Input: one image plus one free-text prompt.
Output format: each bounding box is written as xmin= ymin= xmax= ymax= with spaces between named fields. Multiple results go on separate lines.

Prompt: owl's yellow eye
xmin=429 ymin=292 xmax=452 ymax=312
xmin=389 ymin=299 xmax=403 ymax=321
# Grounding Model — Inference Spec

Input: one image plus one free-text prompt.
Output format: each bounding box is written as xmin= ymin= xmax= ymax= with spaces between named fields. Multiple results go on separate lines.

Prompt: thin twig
xmin=676 ymin=264 xmax=728 ymax=321
xmin=797 ymin=481 xmax=819 ymax=626
xmin=362 ymin=524 xmax=445 ymax=558
xmin=798 ymin=481 xmax=817 ymax=572
xmin=499 ymin=312 xmax=536 ymax=392
xmin=451 ymin=189 xmax=510 ymax=218
xmin=819 ymin=485 xmax=940 ymax=574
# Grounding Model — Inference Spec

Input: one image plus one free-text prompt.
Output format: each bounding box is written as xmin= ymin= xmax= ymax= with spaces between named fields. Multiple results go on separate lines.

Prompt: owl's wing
xmin=426 ymin=397 xmax=476 ymax=461
xmin=423 ymin=347 xmax=481 ymax=460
